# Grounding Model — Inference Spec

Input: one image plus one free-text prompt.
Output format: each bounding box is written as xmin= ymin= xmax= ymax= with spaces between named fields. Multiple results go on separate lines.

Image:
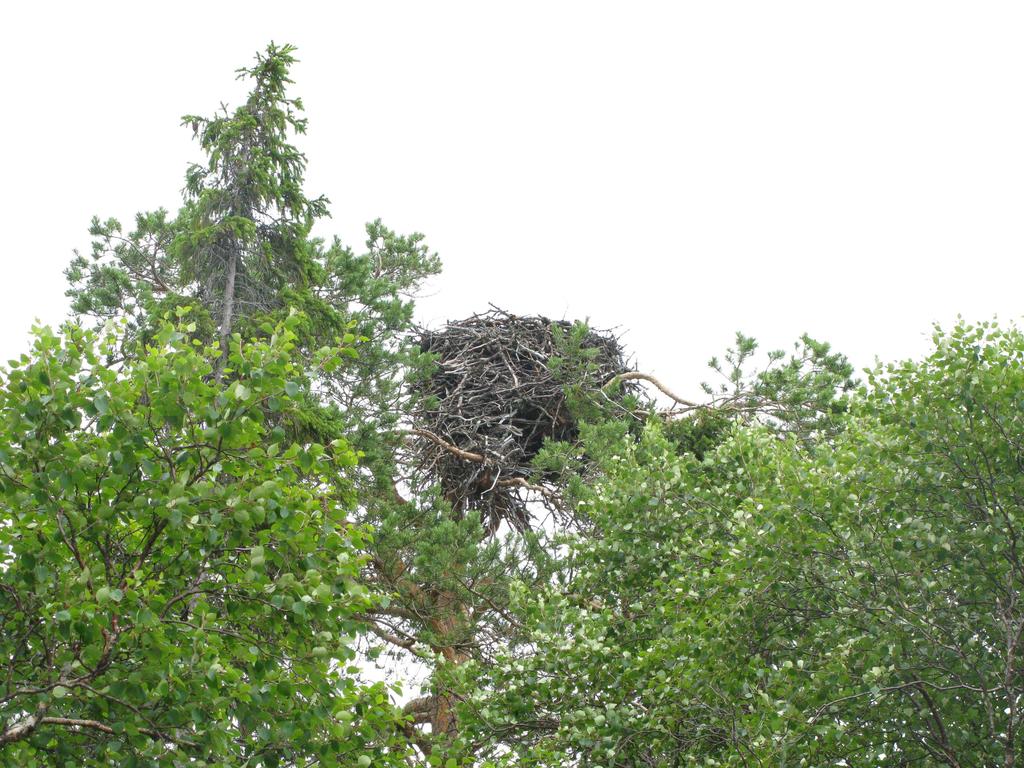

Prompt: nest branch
xmin=603 ymin=371 xmax=701 ymax=410
xmin=400 ymin=428 xmax=488 ymax=464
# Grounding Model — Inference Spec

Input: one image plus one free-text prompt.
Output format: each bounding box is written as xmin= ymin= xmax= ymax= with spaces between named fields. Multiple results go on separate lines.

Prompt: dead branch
xmin=603 ymin=371 xmax=701 ymax=409
xmin=400 ymin=428 xmax=487 ymax=464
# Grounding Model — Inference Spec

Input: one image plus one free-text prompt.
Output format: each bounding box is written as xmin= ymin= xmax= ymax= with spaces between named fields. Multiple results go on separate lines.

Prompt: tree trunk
xmin=428 ymin=596 xmax=470 ymax=742
xmin=216 ymin=245 xmax=238 ymax=379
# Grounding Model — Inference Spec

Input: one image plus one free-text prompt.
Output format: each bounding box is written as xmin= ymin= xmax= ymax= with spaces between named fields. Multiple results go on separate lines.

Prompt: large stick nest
xmin=407 ymin=309 xmax=634 ymax=531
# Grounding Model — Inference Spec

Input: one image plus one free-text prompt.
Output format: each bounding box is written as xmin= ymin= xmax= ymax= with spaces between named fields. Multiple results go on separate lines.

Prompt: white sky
xmin=2 ymin=2 xmax=1022 ymax=398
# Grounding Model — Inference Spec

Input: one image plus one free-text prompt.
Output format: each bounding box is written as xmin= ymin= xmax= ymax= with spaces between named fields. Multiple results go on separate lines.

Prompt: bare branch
xmin=603 ymin=371 xmax=701 ymax=409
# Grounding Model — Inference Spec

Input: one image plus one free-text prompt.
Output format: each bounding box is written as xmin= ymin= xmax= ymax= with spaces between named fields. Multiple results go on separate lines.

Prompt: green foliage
xmin=462 ymin=320 xmax=1024 ymax=766
xmin=701 ymin=331 xmax=856 ymax=440
xmin=661 ymin=408 xmax=733 ymax=460
xmin=63 ymin=48 xmax=441 ymax=531
xmin=64 ymin=44 xmax=439 ymax=387
xmin=8 ymin=43 xmax=442 ymax=763
xmin=549 ymin=320 xmax=641 ymax=424
xmin=182 ymin=42 xmax=325 ymax=226
xmin=68 ymin=44 xmax=322 ymax=351
xmin=0 ymin=313 xmax=407 ymax=765
xmin=32 ymin=34 xmax=1020 ymax=768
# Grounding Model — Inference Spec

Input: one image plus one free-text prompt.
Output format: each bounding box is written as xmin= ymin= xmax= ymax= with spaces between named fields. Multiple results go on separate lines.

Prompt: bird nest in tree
xmin=407 ymin=309 xmax=634 ymax=531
